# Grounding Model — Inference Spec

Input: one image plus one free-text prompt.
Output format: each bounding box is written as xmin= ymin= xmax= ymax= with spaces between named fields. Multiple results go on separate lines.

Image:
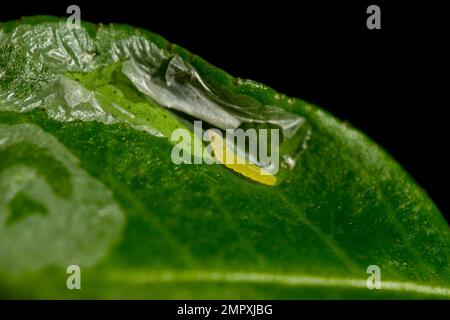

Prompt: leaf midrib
xmin=104 ymin=269 xmax=450 ymax=298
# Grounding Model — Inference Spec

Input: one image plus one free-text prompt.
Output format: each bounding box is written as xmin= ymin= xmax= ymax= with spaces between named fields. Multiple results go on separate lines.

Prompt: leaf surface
xmin=0 ymin=17 xmax=448 ymax=299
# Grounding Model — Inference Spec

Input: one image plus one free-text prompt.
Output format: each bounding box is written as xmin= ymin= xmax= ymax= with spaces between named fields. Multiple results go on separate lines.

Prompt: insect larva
xmin=207 ymin=130 xmax=277 ymax=186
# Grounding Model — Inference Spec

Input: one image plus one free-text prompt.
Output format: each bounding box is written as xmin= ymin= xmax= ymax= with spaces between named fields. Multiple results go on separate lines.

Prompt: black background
xmin=1 ymin=1 xmax=448 ymax=221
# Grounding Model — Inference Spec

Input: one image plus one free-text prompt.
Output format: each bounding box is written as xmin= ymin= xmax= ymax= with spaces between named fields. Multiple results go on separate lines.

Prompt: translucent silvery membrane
xmin=0 ymin=22 xmax=311 ymax=183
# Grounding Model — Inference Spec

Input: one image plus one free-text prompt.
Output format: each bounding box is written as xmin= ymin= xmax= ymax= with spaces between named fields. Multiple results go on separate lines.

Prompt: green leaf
xmin=0 ymin=16 xmax=448 ymax=299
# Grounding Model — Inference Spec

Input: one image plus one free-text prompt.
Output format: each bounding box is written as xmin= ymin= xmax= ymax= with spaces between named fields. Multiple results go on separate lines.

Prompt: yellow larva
xmin=207 ymin=130 xmax=277 ymax=186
